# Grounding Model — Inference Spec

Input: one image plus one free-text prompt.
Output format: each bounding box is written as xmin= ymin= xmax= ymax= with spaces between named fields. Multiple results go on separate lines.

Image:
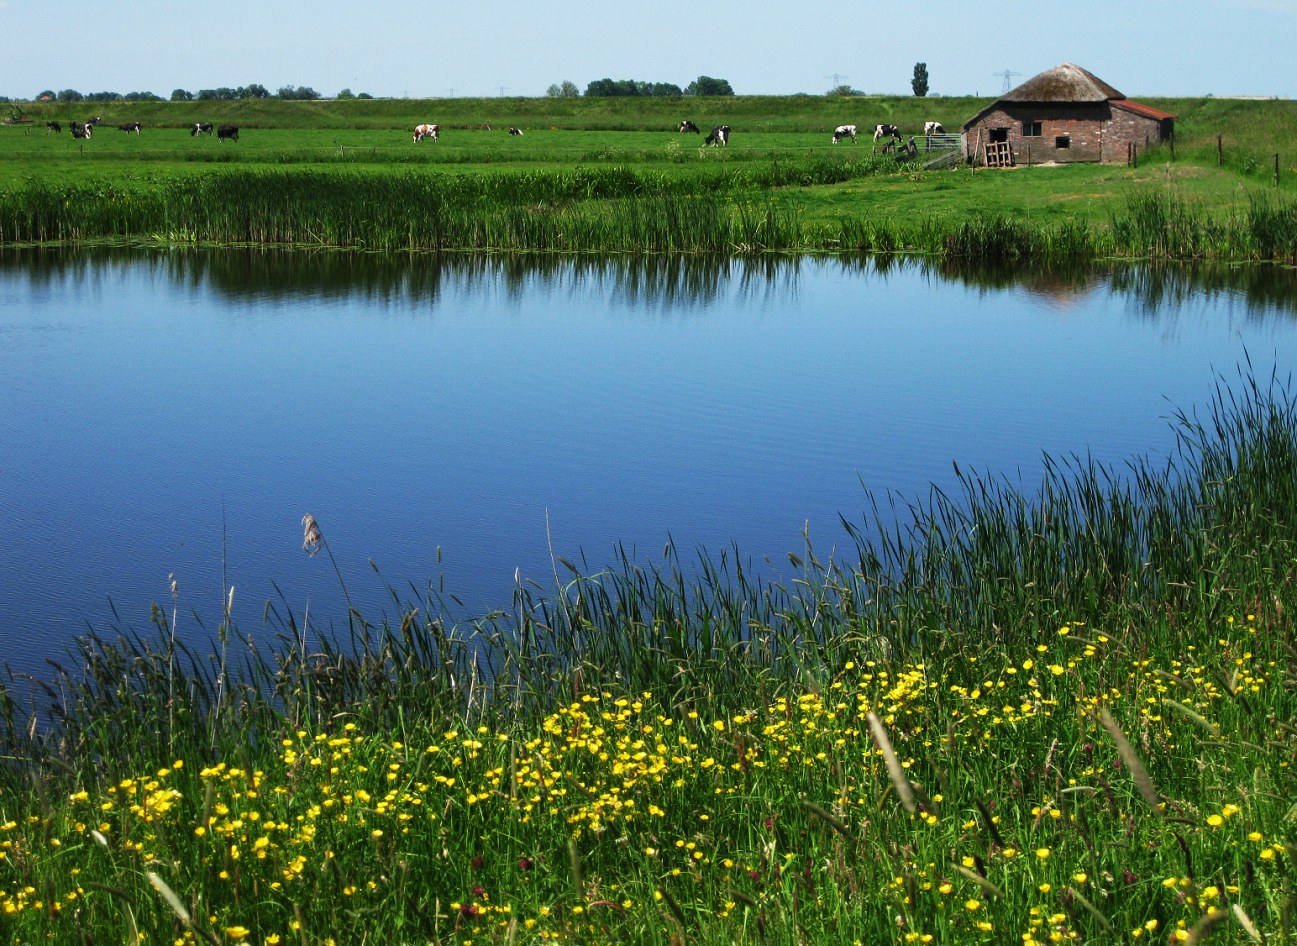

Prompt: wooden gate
xmin=983 ymin=141 xmax=1014 ymax=168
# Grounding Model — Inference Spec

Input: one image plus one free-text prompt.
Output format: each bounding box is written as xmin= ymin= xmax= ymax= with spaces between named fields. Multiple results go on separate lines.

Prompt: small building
xmin=962 ymin=63 xmax=1174 ymax=167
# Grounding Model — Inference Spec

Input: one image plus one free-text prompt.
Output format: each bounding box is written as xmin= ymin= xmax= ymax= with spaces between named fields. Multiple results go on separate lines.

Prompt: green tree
xmin=170 ymin=88 xmax=193 ymax=101
xmin=685 ymin=75 xmax=734 ymax=96
xmin=826 ymin=84 xmax=861 ymax=96
xmin=337 ymin=88 xmax=356 ymax=99
xmin=57 ymin=89 xmax=83 ymax=102
xmin=911 ymin=62 xmax=929 ymax=97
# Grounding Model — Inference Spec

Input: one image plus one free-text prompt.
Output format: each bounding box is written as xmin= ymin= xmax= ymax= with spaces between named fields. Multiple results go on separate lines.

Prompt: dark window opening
xmin=1023 ymin=121 xmax=1042 ymax=137
xmin=989 ymin=127 xmax=1009 ymax=143
xmin=1055 ymin=136 xmax=1070 ymax=149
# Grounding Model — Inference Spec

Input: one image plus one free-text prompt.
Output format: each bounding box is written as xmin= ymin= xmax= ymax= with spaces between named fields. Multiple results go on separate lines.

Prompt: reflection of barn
xmin=962 ymin=63 xmax=1174 ymax=167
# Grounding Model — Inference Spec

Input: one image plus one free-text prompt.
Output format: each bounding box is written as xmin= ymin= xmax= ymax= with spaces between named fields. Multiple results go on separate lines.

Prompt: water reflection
xmin=4 ymin=246 xmax=1295 ymax=319
xmin=4 ymin=245 xmax=1297 ymax=687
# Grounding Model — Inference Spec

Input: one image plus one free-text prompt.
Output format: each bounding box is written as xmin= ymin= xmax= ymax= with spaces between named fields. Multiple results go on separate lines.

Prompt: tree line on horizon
xmin=4 ymin=65 xmax=930 ymax=105
xmin=10 ymin=85 xmax=372 ymax=105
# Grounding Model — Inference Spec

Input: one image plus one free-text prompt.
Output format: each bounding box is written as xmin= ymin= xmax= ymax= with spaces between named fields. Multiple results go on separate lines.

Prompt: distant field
xmin=2 ymin=95 xmax=1295 ymax=256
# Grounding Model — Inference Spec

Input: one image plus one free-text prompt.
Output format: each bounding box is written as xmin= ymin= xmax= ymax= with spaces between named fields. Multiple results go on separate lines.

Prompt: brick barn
xmin=962 ymin=63 xmax=1174 ymax=167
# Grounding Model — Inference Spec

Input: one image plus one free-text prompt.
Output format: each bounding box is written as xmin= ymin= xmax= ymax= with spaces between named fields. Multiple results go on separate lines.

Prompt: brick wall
xmin=965 ymin=102 xmax=1168 ymax=166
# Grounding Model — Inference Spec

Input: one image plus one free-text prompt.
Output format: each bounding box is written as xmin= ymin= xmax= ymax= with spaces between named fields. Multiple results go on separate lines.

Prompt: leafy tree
xmin=911 ymin=62 xmax=929 ymax=97
xmin=547 ymin=80 xmax=580 ymax=98
xmin=170 ymin=88 xmax=194 ymax=101
xmin=276 ymin=85 xmax=320 ymax=100
xmin=585 ymin=78 xmax=684 ymax=97
xmin=356 ymin=92 xmax=373 ymax=99
xmin=57 ymin=89 xmax=84 ymax=103
xmin=684 ymin=75 xmax=734 ymax=96
xmin=240 ymin=83 xmax=270 ymax=99
xmin=336 ymin=88 xmax=356 ymax=99
xmin=125 ymin=91 xmax=163 ymax=101
xmin=86 ymin=91 xmax=123 ymax=102
xmin=826 ymin=84 xmax=862 ymax=96
xmin=37 ymin=89 xmax=57 ymax=101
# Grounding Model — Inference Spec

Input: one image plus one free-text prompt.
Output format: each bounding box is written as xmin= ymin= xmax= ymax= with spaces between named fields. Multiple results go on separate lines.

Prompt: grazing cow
xmin=678 ymin=119 xmax=700 ymax=133
xmin=896 ymin=136 xmax=919 ymax=159
xmin=507 ymin=126 xmax=524 ymax=135
xmin=704 ymin=124 xmax=730 ymax=146
xmin=118 ymin=121 xmax=141 ymax=134
xmin=873 ymin=123 xmax=901 ymax=142
xmin=832 ymin=123 xmax=858 ymax=143
xmin=86 ymin=116 xmax=102 ymax=127
xmin=69 ymin=121 xmax=92 ymax=140
xmin=413 ymin=122 xmax=439 ymax=143
xmin=217 ymin=124 xmax=239 ymax=142
xmin=191 ymin=122 xmax=214 ymax=136
xmin=923 ymin=121 xmax=944 ymax=136
xmin=46 ymin=121 xmax=61 ymax=133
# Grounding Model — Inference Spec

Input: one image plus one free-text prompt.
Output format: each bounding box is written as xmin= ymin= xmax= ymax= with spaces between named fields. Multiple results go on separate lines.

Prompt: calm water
xmin=3 ymin=249 xmax=1297 ymax=679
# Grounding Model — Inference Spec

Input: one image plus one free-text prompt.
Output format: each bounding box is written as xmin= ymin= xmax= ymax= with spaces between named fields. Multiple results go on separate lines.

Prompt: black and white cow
xmin=507 ymin=126 xmax=524 ymax=136
xmin=86 ymin=116 xmax=103 ymax=126
xmin=69 ymin=121 xmax=92 ymax=140
xmin=46 ymin=121 xmax=61 ymax=133
xmin=217 ymin=124 xmax=239 ymax=142
xmin=873 ymin=123 xmax=901 ymax=142
xmin=678 ymin=119 xmax=700 ymax=133
xmin=832 ymin=124 xmax=858 ymax=143
xmin=923 ymin=121 xmax=944 ymax=136
xmin=192 ymin=122 xmax=214 ymax=136
xmin=413 ymin=123 xmax=439 ymax=143
xmin=118 ymin=121 xmax=141 ymax=134
xmin=704 ymin=124 xmax=730 ymax=146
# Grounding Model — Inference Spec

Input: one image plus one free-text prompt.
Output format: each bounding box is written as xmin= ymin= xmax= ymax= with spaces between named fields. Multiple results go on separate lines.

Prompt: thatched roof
xmin=1001 ymin=63 xmax=1124 ymax=103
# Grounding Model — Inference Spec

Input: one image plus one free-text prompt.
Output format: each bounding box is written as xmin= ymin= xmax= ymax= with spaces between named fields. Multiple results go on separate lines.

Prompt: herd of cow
xmin=45 ymin=118 xmax=240 ymax=141
xmin=42 ymin=116 xmax=947 ymax=152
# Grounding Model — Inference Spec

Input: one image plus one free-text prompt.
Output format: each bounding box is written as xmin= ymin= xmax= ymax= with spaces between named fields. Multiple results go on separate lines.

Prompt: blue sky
xmin=2 ymin=0 xmax=1294 ymax=100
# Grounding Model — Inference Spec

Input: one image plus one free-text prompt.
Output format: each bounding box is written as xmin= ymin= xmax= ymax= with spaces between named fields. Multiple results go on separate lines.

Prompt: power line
xmin=824 ymin=73 xmax=849 ymax=88
xmin=993 ymin=69 xmax=1022 ymax=93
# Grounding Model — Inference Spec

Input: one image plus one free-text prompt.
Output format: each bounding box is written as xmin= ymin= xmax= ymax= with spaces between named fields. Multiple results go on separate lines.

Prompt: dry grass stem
xmin=302 ymin=514 xmax=322 ymax=557
xmin=867 ymin=711 xmax=916 ymax=815
xmin=1097 ymin=707 xmax=1164 ymax=818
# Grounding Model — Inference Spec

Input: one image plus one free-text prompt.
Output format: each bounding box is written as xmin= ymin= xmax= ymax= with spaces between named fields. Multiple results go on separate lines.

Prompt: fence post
xmin=1217 ymin=134 xmax=1223 ymax=166
xmin=1277 ymin=153 xmax=1281 ymax=189
xmin=1132 ymin=143 xmax=1138 ymax=169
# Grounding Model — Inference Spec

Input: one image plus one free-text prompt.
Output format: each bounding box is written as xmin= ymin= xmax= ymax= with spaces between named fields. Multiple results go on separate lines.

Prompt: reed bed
xmin=1 ymin=367 xmax=1294 ymax=945
xmin=2 ymin=166 xmax=1295 ymax=260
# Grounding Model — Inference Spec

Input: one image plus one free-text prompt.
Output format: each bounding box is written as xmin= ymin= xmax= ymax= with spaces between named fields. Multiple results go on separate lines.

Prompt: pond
xmin=3 ymin=248 xmax=1297 ymax=680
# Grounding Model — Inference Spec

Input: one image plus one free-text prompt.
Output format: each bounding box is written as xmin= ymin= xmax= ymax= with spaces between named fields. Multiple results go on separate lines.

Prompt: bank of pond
xmin=1 ymin=163 xmax=1296 ymax=261
xmin=0 ymin=364 xmax=1294 ymax=944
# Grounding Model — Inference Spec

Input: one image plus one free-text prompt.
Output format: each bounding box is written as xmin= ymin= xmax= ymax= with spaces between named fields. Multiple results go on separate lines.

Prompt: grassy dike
xmin=0 ymin=367 xmax=1294 ymax=944
xmin=1 ymin=95 xmax=1296 ymax=259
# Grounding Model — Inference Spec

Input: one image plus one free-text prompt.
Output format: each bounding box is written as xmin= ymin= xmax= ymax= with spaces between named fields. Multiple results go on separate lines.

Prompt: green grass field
xmin=3 ymin=95 xmax=1296 ymax=257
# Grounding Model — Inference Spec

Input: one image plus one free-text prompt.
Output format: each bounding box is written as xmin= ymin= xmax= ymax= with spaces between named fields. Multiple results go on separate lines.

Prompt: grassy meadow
xmin=1 ymin=95 xmax=1296 ymax=257
xmin=1 ymin=366 xmax=1295 ymax=945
